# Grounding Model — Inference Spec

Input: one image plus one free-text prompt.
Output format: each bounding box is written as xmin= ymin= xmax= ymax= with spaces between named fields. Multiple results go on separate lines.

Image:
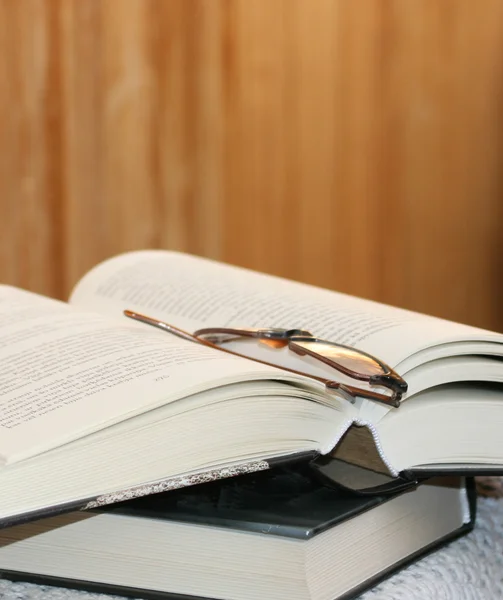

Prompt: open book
xmin=0 ymin=250 xmax=502 ymax=526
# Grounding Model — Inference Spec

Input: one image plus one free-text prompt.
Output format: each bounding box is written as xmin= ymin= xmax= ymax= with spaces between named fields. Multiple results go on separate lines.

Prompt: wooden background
xmin=1 ymin=0 xmax=502 ymax=331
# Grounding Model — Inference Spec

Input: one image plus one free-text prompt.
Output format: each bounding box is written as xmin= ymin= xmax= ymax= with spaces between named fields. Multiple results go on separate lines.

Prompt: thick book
xmin=0 ymin=467 xmax=475 ymax=600
xmin=0 ymin=249 xmax=501 ymax=526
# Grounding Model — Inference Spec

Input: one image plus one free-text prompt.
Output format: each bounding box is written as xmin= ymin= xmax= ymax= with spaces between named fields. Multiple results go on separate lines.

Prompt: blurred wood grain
xmin=1 ymin=0 xmax=502 ymax=331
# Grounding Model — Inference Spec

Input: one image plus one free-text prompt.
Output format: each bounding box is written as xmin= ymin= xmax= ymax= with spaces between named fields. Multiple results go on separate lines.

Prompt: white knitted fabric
xmin=1 ymin=485 xmax=502 ymax=600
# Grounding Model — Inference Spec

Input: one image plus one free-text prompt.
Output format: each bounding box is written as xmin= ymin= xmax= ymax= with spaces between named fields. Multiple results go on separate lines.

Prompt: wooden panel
xmin=0 ymin=0 xmax=502 ymax=331
xmin=0 ymin=0 xmax=64 ymax=296
xmin=60 ymin=0 xmax=107 ymax=284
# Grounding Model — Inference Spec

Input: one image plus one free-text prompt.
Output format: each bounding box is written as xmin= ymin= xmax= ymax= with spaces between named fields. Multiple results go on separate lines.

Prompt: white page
xmin=0 ymin=285 xmax=288 ymax=464
xmin=70 ymin=250 xmax=503 ymax=369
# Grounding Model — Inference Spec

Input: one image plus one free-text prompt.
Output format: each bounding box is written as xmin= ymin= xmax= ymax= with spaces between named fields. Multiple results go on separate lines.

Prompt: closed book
xmin=0 ymin=466 xmax=475 ymax=600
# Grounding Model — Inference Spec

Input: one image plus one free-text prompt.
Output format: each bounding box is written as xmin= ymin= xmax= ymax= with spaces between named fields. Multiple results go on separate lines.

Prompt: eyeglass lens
xmin=286 ymin=339 xmax=386 ymax=377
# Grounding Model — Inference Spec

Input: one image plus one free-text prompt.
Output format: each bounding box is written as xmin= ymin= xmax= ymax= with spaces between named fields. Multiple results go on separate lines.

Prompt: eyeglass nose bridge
xmin=263 ymin=328 xmax=313 ymax=340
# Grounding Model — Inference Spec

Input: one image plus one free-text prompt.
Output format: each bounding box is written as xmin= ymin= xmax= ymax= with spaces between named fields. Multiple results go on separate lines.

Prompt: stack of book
xmin=0 ymin=250 xmax=501 ymax=599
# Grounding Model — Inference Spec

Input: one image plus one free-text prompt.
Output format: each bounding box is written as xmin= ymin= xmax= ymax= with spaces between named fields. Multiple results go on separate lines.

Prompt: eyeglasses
xmin=124 ymin=310 xmax=407 ymax=408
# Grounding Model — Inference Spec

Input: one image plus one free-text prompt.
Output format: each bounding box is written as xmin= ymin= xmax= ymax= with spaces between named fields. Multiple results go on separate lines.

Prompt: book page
xmin=0 ymin=285 xmax=287 ymax=464
xmin=70 ymin=250 xmax=503 ymax=370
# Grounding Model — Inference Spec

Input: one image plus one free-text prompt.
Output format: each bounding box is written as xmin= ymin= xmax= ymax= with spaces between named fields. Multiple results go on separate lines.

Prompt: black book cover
xmin=104 ymin=462 xmax=402 ymax=539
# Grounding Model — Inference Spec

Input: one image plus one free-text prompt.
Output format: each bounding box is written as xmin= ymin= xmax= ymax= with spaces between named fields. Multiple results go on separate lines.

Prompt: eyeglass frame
xmin=124 ymin=311 xmax=407 ymax=408
xmin=194 ymin=326 xmax=407 ymax=407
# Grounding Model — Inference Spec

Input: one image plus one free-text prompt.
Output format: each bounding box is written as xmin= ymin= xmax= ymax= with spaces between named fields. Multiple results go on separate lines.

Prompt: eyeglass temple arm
xmin=193 ymin=327 xmax=264 ymax=343
xmin=124 ymin=310 xmax=214 ymax=346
